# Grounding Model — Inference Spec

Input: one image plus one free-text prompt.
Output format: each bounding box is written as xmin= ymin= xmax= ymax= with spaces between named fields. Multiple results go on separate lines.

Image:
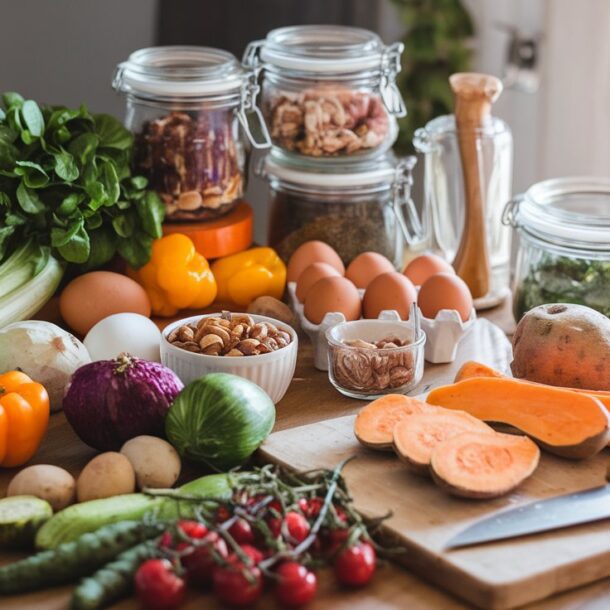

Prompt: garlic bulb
xmin=0 ymin=320 xmax=91 ymax=412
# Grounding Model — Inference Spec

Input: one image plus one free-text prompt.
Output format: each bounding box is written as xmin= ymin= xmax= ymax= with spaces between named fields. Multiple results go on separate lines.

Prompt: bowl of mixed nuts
xmin=326 ymin=319 xmax=425 ymax=399
xmin=161 ymin=311 xmax=298 ymax=403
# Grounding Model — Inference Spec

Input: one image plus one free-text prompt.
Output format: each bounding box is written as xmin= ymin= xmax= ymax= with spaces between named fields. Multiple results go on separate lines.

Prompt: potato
xmin=76 ymin=452 xmax=135 ymax=502
xmin=7 ymin=465 xmax=75 ymax=511
xmin=120 ymin=436 xmax=181 ymax=490
xmin=512 ymin=303 xmax=610 ymax=390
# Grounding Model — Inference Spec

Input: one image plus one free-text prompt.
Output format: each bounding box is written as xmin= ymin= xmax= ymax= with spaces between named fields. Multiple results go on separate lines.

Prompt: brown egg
xmin=345 ymin=252 xmax=395 ymax=289
xmin=295 ymin=262 xmax=342 ymax=303
xmin=403 ymin=253 xmax=454 ymax=286
xmin=60 ymin=271 xmax=152 ymax=336
xmin=303 ymin=276 xmax=361 ymax=325
xmin=362 ymin=272 xmax=417 ymax=320
xmin=287 ymin=241 xmax=345 ymax=283
xmin=418 ymin=272 xmax=473 ymax=322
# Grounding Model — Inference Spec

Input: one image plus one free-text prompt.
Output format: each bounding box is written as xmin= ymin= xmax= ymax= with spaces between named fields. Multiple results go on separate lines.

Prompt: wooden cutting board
xmin=259 ymin=320 xmax=610 ymax=610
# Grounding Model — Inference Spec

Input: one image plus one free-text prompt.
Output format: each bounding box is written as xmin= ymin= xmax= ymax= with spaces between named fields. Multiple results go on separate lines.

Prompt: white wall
xmin=457 ymin=0 xmax=609 ymax=189
xmin=0 ymin=0 xmax=158 ymax=117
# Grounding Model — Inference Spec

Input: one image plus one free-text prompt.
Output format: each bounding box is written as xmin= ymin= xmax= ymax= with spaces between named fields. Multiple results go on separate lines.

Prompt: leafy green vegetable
xmin=0 ymin=93 xmax=164 ymax=268
xmin=515 ymin=254 xmax=610 ymax=320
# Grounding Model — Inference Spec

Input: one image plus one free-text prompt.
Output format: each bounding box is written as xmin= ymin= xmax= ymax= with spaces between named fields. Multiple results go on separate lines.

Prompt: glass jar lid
xmin=244 ymin=25 xmax=406 ymax=117
xmin=251 ymin=25 xmax=386 ymax=72
xmin=504 ymin=176 xmax=610 ymax=251
xmin=113 ymin=46 xmax=245 ymax=100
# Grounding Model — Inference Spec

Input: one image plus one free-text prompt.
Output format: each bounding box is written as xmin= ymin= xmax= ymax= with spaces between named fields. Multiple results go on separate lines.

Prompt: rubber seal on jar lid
xmin=113 ymin=46 xmax=245 ymax=99
xmin=508 ymin=176 xmax=610 ymax=249
xmin=253 ymin=25 xmax=386 ymax=73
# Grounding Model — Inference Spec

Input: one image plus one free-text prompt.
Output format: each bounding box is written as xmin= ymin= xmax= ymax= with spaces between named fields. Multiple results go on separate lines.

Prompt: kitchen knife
xmin=446 ymin=482 xmax=610 ymax=549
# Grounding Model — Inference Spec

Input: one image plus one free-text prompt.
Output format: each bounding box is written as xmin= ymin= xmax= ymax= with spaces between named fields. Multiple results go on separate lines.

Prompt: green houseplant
xmin=391 ymin=0 xmax=474 ymax=153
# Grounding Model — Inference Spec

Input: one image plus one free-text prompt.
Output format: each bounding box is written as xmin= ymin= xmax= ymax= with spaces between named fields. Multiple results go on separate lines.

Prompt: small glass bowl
xmin=325 ymin=319 xmax=426 ymax=400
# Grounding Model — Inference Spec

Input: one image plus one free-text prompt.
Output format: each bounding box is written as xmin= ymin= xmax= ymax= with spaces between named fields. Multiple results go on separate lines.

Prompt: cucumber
xmin=0 ymin=520 xmax=163 ymax=595
xmin=0 ymin=496 xmax=53 ymax=549
xmin=35 ymin=494 xmax=161 ymax=550
xmin=156 ymin=472 xmax=234 ymax=520
xmin=36 ymin=473 xmax=240 ymax=550
xmin=70 ymin=540 xmax=159 ymax=610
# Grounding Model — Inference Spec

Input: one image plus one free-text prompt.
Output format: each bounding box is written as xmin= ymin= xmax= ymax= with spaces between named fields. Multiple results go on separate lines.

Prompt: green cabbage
xmin=165 ymin=373 xmax=276 ymax=470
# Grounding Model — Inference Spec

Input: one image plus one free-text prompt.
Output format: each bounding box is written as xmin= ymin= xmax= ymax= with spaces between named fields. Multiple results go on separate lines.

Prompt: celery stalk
xmin=0 ymin=245 xmax=63 ymax=328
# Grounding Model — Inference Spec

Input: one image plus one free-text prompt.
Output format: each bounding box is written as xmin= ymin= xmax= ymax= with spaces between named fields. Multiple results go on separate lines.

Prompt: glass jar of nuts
xmin=113 ymin=46 xmax=270 ymax=222
xmin=244 ymin=25 xmax=406 ymax=161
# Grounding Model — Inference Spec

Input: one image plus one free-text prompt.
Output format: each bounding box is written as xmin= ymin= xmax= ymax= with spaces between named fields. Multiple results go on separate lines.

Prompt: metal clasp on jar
xmin=380 ymin=43 xmax=407 ymax=118
xmin=393 ymin=156 xmax=425 ymax=246
xmin=237 ymin=68 xmax=271 ymax=149
xmin=502 ymin=194 xmax=525 ymax=228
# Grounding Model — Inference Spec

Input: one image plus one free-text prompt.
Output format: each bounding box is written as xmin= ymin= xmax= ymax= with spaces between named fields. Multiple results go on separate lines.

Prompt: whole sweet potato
xmin=511 ymin=303 xmax=610 ymax=390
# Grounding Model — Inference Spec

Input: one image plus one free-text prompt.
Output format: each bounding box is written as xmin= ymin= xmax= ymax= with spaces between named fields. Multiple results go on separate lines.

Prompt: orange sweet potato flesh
xmin=393 ymin=410 xmax=493 ymax=474
xmin=430 ymin=431 xmax=540 ymax=499
xmin=427 ymin=377 xmax=610 ymax=459
xmin=354 ymin=394 xmax=436 ymax=451
xmin=455 ymin=360 xmax=610 ymax=411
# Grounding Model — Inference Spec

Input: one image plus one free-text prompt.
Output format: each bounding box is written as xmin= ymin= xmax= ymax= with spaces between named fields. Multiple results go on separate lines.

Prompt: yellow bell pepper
xmin=131 ymin=234 xmax=217 ymax=317
xmin=211 ymin=247 xmax=286 ymax=306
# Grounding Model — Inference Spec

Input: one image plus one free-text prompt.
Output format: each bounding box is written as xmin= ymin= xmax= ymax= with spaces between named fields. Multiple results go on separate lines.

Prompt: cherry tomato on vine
xmin=135 ymin=558 xmax=185 ymax=610
xmin=334 ymin=542 xmax=377 ymax=587
xmin=182 ymin=531 xmax=228 ymax=586
xmin=213 ymin=555 xmax=264 ymax=606
xmin=240 ymin=544 xmax=264 ymax=565
xmin=215 ymin=506 xmax=231 ymax=523
xmin=325 ymin=528 xmax=350 ymax=556
xmin=159 ymin=520 xmax=208 ymax=550
xmin=285 ymin=511 xmax=310 ymax=543
xmin=229 ymin=518 xmax=255 ymax=545
xmin=274 ymin=561 xmax=317 ymax=607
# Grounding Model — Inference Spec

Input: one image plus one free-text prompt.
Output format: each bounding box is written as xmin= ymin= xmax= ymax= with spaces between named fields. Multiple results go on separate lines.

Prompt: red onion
xmin=63 ymin=354 xmax=183 ymax=451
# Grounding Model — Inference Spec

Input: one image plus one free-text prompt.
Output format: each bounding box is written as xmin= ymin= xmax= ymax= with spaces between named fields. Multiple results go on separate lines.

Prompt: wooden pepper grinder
xmin=450 ymin=73 xmax=503 ymax=299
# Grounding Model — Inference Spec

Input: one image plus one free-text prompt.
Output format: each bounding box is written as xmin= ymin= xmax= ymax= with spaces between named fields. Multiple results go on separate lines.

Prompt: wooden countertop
xmin=3 ymin=300 xmax=610 ymax=610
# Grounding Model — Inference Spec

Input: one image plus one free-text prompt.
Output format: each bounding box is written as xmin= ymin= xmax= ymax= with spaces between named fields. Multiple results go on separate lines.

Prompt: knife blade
xmin=446 ymin=482 xmax=610 ymax=549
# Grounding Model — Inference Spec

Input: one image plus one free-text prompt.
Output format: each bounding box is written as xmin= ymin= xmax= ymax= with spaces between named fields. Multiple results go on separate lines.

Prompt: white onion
xmin=0 ymin=320 xmax=91 ymax=412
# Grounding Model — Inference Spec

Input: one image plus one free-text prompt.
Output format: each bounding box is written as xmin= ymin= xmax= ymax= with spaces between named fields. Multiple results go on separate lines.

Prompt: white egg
xmin=84 ymin=313 xmax=161 ymax=362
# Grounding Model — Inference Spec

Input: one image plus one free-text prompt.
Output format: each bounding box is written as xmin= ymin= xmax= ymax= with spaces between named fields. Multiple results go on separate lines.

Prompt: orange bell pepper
xmin=0 ymin=371 xmax=49 ymax=467
xmin=211 ymin=247 xmax=286 ymax=306
xmin=130 ymin=233 xmax=217 ymax=317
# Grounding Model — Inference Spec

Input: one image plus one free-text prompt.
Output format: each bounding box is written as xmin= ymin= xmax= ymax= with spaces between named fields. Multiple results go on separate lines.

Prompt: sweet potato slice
xmin=430 ymin=431 xmax=540 ymax=499
xmin=427 ymin=377 xmax=610 ymax=459
xmin=454 ymin=361 xmax=504 ymax=382
xmin=393 ymin=411 xmax=493 ymax=474
xmin=354 ymin=394 xmax=436 ymax=451
xmin=455 ymin=360 xmax=610 ymax=412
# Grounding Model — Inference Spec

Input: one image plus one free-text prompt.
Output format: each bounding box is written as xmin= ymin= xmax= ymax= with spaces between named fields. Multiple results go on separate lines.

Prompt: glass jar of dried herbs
xmin=504 ymin=177 xmax=610 ymax=320
xmin=261 ymin=151 xmax=427 ymax=268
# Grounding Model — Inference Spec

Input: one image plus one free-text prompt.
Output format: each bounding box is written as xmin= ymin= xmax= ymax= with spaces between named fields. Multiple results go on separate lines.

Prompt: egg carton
xmin=287 ymin=282 xmax=476 ymax=369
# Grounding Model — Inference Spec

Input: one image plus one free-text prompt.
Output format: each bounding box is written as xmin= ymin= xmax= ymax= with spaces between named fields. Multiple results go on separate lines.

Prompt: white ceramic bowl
xmin=160 ymin=313 xmax=298 ymax=404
